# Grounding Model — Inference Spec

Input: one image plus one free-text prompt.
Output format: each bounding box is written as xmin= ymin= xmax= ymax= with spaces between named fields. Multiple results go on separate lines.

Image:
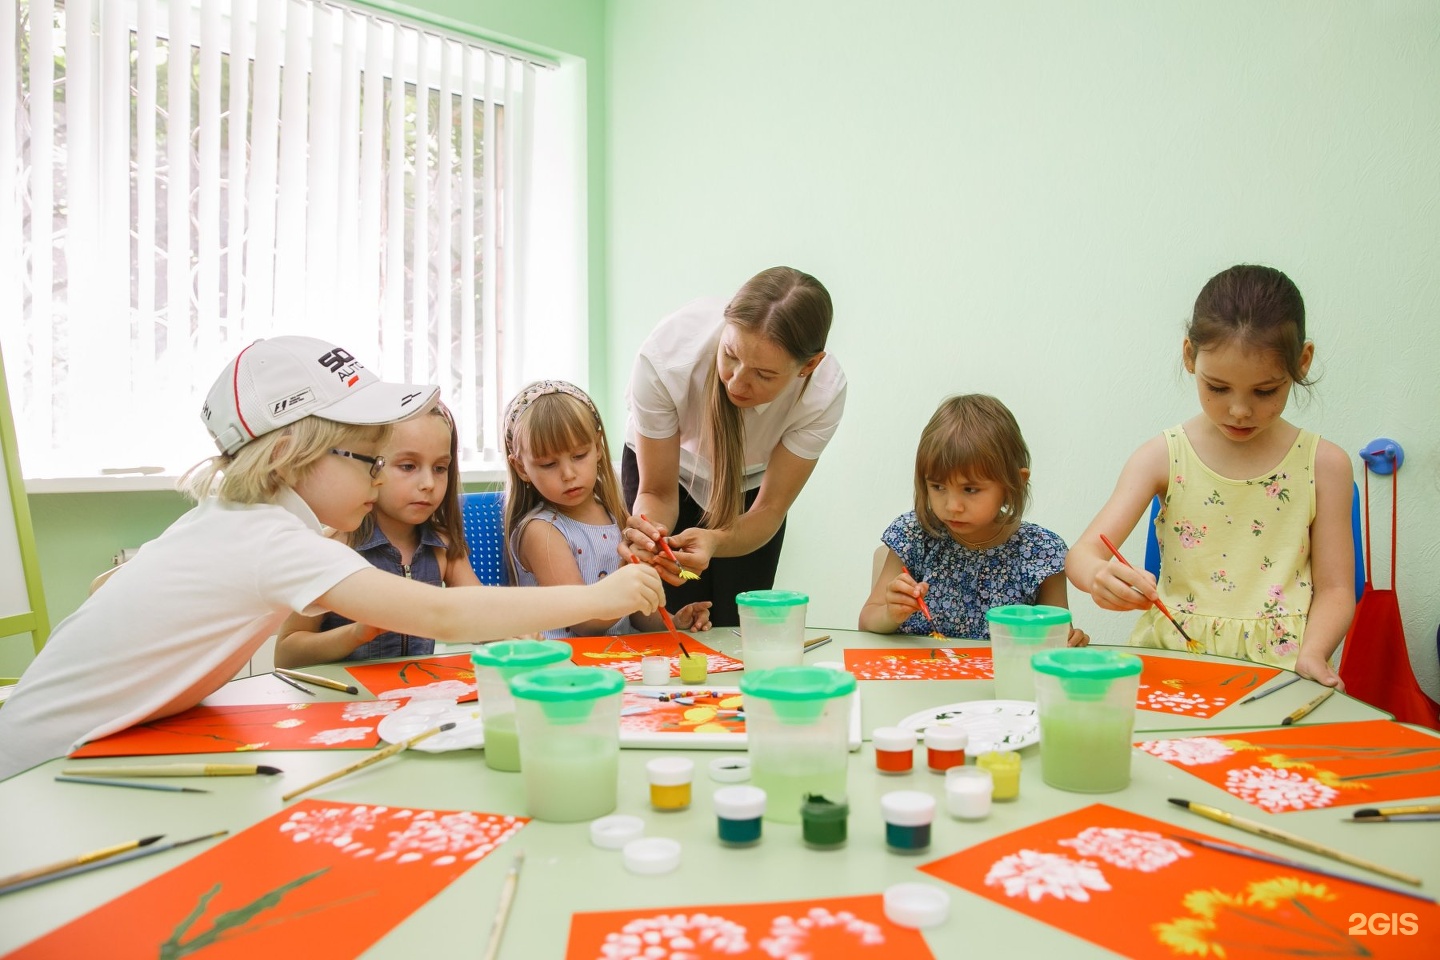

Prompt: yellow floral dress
xmin=1130 ymin=427 xmax=1316 ymax=667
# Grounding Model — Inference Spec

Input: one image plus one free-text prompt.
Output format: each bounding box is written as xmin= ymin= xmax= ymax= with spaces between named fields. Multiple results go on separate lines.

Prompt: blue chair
xmin=1142 ymin=483 xmax=1365 ymax=602
xmin=460 ymin=491 xmax=508 ymax=585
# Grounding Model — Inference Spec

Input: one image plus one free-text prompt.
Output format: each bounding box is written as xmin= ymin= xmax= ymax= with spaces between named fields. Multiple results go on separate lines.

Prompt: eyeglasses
xmin=330 ymin=448 xmax=386 ymax=479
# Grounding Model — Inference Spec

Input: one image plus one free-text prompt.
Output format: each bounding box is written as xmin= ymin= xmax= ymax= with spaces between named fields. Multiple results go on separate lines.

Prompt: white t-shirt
xmin=0 ymin=487 xmax=371 ymax=779
xmin=624 ymin=296 xmax=847 ymax=507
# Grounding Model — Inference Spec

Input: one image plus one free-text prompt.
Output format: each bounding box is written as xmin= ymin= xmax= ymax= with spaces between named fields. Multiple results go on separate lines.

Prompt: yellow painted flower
xmin=1244 ymin=876 xmax=1333 ymax=909
xmin=1153 ymin=916 xmax=1220 ymax=957
xmin=1261 ymin=752 xmax=1314 ymax=770
xmin=1180 ymin=888 xmax=1241 ymax=920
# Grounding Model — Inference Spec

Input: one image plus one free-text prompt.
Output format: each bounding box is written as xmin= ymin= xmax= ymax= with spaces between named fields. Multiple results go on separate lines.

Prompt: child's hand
xmin=621 ymin=515 xmax=689 ymax=583
xmin=1066 ymin=627 xmax=1090 ymax=647
xmin=883 ymin=571 xmax=927 ymax=624
xmin=1089 ymin=558 xmax=1158 ymax=613
xmin=1295 ymin=649 xmax=1345 ymax=691
xmin=595 ymin=562 xmax=665 ymax=617
xmin=674 ymin=601 xmax=713 ymax=632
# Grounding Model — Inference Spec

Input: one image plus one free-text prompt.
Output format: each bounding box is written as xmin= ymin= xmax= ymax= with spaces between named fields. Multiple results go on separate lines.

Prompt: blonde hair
xmin=912 ymin=395 xmax=1030 ymax=539
xmin=345 ymin=403 xmax=468 ymax=564
xmin=700 ymin=266 xmax=832 ymax=529
xmin=502 ymin=383 xmax=627 ymax=583
xmin=181 ymin=417 xmax=390 ymax=504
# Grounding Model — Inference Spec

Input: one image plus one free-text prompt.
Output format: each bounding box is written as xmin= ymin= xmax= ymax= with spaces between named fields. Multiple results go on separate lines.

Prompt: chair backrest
xmin=1142 ymin=483 xmax=1365 ymax=602
xmin=460 ymin=491 xmax=508 ymax=585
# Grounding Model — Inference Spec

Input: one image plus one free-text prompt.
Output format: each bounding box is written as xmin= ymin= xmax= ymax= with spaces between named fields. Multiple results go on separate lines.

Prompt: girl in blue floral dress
xmin=860 ymin=394 xmax=1089 ymax=644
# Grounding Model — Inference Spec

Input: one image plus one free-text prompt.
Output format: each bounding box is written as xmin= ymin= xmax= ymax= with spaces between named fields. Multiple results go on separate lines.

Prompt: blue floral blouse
xmin=880 ymin=513 xmax=1068 ymax=640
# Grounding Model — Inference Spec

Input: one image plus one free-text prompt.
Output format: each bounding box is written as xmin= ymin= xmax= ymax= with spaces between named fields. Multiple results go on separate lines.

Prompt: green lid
xmin=1031 ymin=648 xmax=1142 ymax=700
xmin=985 ymin=604 xmax=1071 ymax=641
xmin=739 ymin=666 xmax=855 ymax=723
xmin=471 ymin=639 xmax=573 ymax=670
xmin=509 ymin=666 xmax=623 ymax=723
xmin=736 ymin=589 xmax=809 ymax=609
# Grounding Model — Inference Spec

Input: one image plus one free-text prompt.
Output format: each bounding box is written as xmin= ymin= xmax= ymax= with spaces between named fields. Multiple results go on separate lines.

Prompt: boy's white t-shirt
xmin=624 ymin=296 xmax=847 ymax=508
xmin=0 ymin=487 xmax=371 ymax=779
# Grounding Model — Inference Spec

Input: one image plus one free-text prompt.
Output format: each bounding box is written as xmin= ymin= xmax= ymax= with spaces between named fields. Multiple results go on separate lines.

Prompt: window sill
xmin=25 ymin=464 xmax=509 ymax=495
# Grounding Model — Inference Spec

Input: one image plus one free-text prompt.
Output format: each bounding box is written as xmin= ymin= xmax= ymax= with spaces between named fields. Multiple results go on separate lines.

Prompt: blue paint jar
xmin=714 ymin=785 xmax=766 ymax=847
xmin=881 ymin=790 xmax=936 ymax=854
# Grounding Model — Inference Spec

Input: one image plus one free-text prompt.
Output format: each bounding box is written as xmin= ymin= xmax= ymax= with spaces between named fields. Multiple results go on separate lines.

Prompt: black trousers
xmin=621 ymin=445 xmax=786 ymax=627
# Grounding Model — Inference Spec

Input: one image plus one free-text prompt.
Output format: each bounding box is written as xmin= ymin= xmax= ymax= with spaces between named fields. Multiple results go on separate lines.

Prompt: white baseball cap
xmin=202 ymin=336 xmax=439 ymax=455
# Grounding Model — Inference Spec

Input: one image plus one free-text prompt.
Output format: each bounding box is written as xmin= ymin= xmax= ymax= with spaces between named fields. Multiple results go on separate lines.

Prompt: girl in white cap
xmin=0 ymin=337 xmax=662 ymax=778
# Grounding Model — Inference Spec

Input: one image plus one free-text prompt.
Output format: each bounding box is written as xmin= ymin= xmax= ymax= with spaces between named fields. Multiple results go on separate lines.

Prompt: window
xmin=1 ymin=0 xmax=581 ymax=479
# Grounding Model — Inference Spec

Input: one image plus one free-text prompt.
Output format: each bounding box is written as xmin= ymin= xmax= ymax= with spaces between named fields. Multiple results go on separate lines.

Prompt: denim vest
xmin=322 ymin=524 xmax=447 ymax=660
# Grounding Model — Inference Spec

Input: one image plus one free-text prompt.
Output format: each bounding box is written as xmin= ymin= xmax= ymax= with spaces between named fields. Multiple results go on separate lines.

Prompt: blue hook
xmin=1358 ymin=438 xmax=1404 ymax=475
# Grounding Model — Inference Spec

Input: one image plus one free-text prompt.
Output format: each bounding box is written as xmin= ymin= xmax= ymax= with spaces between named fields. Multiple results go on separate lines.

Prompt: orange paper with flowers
xmin=4 ymin=801 xmax=527 ymax=960
xmin=920 ymin=803 xmax=1436 ymax=959
xmin=1135 ymin=656 xmax=1282 ymax=718
xmin=69 ymin=700 xmax=401 ymax=757
xmin=844 ymin=647 xmax=993 ymax=680
xmin=566 ymin=633 xmax=743 ymax=681
xmin=566 ymin=893 xmax=935 ymax=959
xmin=344 ymin=654 xmax=478 ymax=703
xmin=1135 ymin=719 xmax=1440 ymax=812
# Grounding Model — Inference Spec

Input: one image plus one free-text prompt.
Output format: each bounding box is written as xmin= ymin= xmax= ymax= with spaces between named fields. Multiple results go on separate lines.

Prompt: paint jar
xmin=713 ymin=785 xmax=766 ymax=847
xmin=880 ymin=790 xmax=936 ymax=854
xmin=977 ymin=750 xmax=1021 ymax=801
xmin=510 ymin=666 xmax=624 ymax=822
xmin=647 ymin=757 xmax=695 ymax=811
xmin=945 ymin=766 xmax=993 ymax=820
xmin=736 ymin=590 xmax=809 ymax=672
xmin=740 ymin=665 xmax=857 ymax=823
xmin=872 ymin=726 xmax=916 ymax=774
xmin=800 ymin=794 xmax=849 ymax=850
xmin=678 ymin=651 xmax=708 ymax=684
xmin=471 ymin=639 xmax=573 ymax=771
xmin=986 ymin=605 xmax=1070 ymax=700
xmin=923 ymin=725 xmax=969 ymax=773
xmin=641 ymin=655 xmax=671 ymax=686
xmin=1031 ymin=647 xmax=1143 ymax=793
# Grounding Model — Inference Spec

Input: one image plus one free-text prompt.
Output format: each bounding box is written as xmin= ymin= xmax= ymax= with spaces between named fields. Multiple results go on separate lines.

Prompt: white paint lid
xmin=623 ymin=837 xmax=682 ymax=875
xmin=922 ymin=724 xmax=969 ymax=751
xmin=712 ymin=784 xmax=766 ymax=819
xmin=884 ymin=882 xmax=951 ymax=928
xmin=872 ymin=726 xmax=917 ymax=751
xmin=646 ymin=756 xmax=695 ymax=786
xmin=880 ymin=790 xmax=937 ymax=826
xmin=590 ymin=814 xmax=645 ymax=849
xmin=708 ymin=756 xmax=752 ymax=782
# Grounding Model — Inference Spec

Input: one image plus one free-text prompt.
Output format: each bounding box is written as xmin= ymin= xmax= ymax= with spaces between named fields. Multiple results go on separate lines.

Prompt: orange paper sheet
xmin=566 ymin=633 xmax=743 ymax=682
xmin=566 ymin=893 xmax=935 ymax=959
xmin=1136 ymin=719 xmax=1440 ymax=812
xmin=920 ymin=803 xmax=1437 ymax=959
xmin=1135 ymin=656 xmax=1281 ymax=719
xmin=69 ymin=700 xmax=402 ymax=757
xmin=4 ymin=800 xmax=526 ymax=959
xmin=844 ymin=647 xmax=993 ymax=680
xmin=344 ymin=654 xmax=478 ymax=703
xmin=620 ymin=689 xmax=747 ymax=737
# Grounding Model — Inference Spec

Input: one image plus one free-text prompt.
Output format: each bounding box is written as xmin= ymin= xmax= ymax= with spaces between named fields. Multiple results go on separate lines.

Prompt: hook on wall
xmin=1358 ymin=438 xmax=1404 ymax=475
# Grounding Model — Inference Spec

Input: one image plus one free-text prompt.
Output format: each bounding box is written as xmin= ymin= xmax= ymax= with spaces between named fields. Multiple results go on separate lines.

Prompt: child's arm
xmin=317 ymin=562 xmax=664 ymax=643
xmin=442 ymin=543 xmax=483 ymax=588
xmin=858 ymin=547 xmax=927 ymax=634
xmin=632 ymin=601 xmax=713 ymax=633
xmin=1065 ymin=435 xmax=1169 ymax=610
xmin=1035 ymin=572 xmax=1090 ymax=647
xmin=273 ymin=610 xmax=385 ymax=668
xmin=516 ymin=519 xmax=630 ymax=636
xmin=1293 ymin=440 xmax=1357 ymax=689
xmin=624 ymin=433 xmax=685 ymax=580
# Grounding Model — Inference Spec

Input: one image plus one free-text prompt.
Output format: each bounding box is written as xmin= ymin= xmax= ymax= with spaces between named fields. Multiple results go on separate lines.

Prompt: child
xmin=1065 ymin=264 xmax=1354 ymax=686
xmin=273 ymin=402 xmax=480 ymax=666
xmin=0 ymin=337 xmax=662 ymax=779
xmin=860 ymin=394 xmax=1088 ymax=645
xmin=504 ymin=379 xmax=711 ymax=638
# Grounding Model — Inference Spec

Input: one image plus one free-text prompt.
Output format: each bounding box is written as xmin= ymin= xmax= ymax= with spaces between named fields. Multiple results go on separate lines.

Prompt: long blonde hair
xmin=700 ymin=266 xmax=832 ymax=529
xmin=181 ymin=417 xmax=390 ymax=504
xmin=502 ymin=381 xmax=627 ymax=582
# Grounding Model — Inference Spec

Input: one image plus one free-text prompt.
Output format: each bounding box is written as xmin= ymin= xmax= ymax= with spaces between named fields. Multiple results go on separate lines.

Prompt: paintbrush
xmin=1238 ymin=674 xmax=1302 ymax=704
xmin=1167 ymin=797 xmax=1420 ymax=885
xmin=273 ymin=670 xmax=317 ymax=696
xmin=481 ymin=851 xmax=525 ymax=960
xmin=1100 ymin=535 xmax=1202 ymax=653
xmin=1346 ymin=813 xmax=1440 ymax=822
xmin=61 ymin=763 xmax=283 ymax=777
xmin=281 ymin=723 xmax=456 ymax=801
xmin=0 ymin=834 xmax=165 ymax=894
xmin=899 ymin=565 xmax=945 ymax=640
xmin=0 ymin=831 xmax=226 ymax=897
xmin=1168 ymin=833 xmax=1435 ymax=904
xmin=640 ymin=514 xmax=700 ymax=580
xmin=55 ymin=776 xmax=209 ymax=793
xmin=1353 ymin=803 xmax=1440 ymax=819
xmin=273 ymin=667 xmax=360 ymax=695
xmin=1280 ymin=687 xmax=1335 ymax=725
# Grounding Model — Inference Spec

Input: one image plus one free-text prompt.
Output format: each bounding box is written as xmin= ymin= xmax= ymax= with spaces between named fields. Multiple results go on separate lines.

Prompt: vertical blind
xmin=1 ymin=0 xmax=553 ymax=475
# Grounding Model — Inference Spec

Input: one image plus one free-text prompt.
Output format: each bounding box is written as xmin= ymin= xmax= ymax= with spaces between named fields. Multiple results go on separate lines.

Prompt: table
xmin=2 ymin=630 xmax=1435 ymax=958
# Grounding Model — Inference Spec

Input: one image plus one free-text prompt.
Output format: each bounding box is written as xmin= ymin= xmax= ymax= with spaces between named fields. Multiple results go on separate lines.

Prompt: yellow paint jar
xmin=647 ymin=757 xmax=695 ymax=811
xmin=977 ymin=750 xmax=1021 ymax=801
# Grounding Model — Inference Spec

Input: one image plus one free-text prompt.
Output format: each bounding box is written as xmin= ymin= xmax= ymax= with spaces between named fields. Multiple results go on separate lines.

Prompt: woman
xmin=621 ymin=266 xmax=846 ymax=626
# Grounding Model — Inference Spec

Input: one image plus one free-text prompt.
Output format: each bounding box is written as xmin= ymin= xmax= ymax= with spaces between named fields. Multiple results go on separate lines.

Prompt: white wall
xmin=603 ymin=1 xmax=1440 ymax=696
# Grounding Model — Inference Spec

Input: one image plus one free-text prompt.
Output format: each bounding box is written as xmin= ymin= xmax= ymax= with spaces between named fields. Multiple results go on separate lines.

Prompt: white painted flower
xmin=343 ymin=700 xmax=403 ymax=720
xmin=1058 ymin=827 xmax=1192 ymax=872
xmin=308 ymin=726 xmax=374 ymax=745
xmin=598 ymin=912 xmax=750 ymax=959
xmin=1226 ymin=765 xmax=1339 ymax=812
xmin=273 ymin=718 xmax=305 ymax=729
xmin=984 ymin=849 xmax=1112 ymax=902
xmin=759 ymin=907 xmax=884 ymax=958
xmin=1134 ymin=737 xmax=1235 ymax=766
xmin=279 ymin=804 xmax=525 ymax=866
xmin=378 ymin=679 xmax=475 ymax=701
